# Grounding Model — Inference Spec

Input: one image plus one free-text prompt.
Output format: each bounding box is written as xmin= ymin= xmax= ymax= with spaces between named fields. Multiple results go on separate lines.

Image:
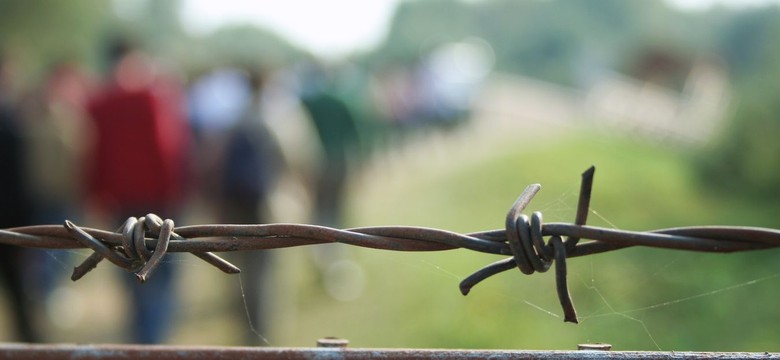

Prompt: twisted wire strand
xmin=1 ymin=166 xmax=779 ymax=323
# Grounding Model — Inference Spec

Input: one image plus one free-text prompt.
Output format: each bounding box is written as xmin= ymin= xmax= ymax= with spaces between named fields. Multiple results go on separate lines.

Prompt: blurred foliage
xmin=0 ymin=0 xmax=305 ymax=81
xmin=2 ymin=0 xmax=780 ymax=350
xmin=3 ymin=0 xmax=780 ymax=90
xmin=184 ymin=25 xmax=305 ymax=72
xmin=371 ymin=0 xmax=715 ymax=84
xmin=329 ymin=130 xmax=780 ymax=351
xmin=715 ymin=6 xmax=780 ymax=79
xmin=0 ymin=0 xmax=110 ymax=81
xmin=698 ymin=7 xmax=780 ymax=201
xmin=369 ymin=0 xmax=780 ymax=204
xmin=112 ymin=1 xmax=307 ymax=74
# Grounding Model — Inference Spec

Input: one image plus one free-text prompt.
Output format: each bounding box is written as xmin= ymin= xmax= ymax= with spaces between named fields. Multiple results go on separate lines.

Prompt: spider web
xmin=393 ymin=184 xmax=780 ymax=350
xmin=21 ymin=183 xmax=779 ymax=350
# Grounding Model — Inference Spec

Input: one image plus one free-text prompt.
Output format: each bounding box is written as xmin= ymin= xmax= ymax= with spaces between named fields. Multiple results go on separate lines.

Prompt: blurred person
xmin=186 ymin=67 xmax=254 ymax=212
xmin=85 ymin=37 xmax=190 ymax=343
xmin=258 ymin=68 xmax=321 ymax=224
xmin=297 ymin=62 xmax=360 ymax=228
xmin=220 ymin=69 xmax=281 ymax=226
xmin=187 ymin=67 xmax=252 ymax=137
xmin=297 ymin=61 xmax=366 ymax=301
xmin=22 ymin=61 xmax=91 ymax=225
xmin=218 ymin=68 xmax=283 ymax=344
xmin=413 ymin=41 xmax=491 ymax=128
xmin=17 ymin=60 xmax=93 ymax=329
xmin=0 ymin=53 xmax=39 ymax=342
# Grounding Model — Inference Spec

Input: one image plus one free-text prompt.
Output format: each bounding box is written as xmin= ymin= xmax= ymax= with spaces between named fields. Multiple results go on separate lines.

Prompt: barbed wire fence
xmin=2 ymin=166 xmax=779 ymax=326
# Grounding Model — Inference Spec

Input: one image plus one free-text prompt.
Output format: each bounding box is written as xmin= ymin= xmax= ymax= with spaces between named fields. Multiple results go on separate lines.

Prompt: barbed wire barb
xmin=2 ymin=166 xmax=780 ymax=324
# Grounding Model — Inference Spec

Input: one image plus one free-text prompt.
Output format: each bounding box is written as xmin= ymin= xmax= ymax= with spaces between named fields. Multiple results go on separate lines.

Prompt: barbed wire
xmin=2 ymin=166 xmax=779 ymax=324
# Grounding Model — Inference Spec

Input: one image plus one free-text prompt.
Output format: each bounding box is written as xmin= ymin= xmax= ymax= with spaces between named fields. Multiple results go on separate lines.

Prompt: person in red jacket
xmin=86 ymin=42 xmax=188 ymax=217
xmin=85 ymin=37 xmax=190 ymax=343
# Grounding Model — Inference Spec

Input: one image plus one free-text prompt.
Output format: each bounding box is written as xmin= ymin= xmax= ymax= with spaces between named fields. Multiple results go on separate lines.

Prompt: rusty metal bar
xmin=1 ymin=343 xmax=779 ymax=360
xmin=2 ymin=167 xmax=780 ymax=324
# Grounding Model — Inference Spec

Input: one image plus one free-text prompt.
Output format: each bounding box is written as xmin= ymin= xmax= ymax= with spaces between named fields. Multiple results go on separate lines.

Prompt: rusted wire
xmin=2 ymin=166 xmax=779 ymax=324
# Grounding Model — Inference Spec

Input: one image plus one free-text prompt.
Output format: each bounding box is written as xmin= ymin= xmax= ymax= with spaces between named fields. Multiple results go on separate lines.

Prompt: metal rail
xmin=1 ymin=342 xmax=779 ymax=359
xmin=2 ymin=166 xmax=779 ymax=324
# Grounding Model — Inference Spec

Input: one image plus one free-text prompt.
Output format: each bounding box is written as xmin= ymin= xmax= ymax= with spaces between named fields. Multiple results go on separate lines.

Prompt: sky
xmin=179 ymin=0 xmax=400 ymax=59
xmin=179 ymin=0 xmax=780 ymax=59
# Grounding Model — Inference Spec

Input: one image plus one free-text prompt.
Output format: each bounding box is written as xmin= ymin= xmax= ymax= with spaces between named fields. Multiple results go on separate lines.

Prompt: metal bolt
xmin=317 ymin=337 xmax=349 ymax=348
xmin=578 ymin=343 xmax=612 ymax=351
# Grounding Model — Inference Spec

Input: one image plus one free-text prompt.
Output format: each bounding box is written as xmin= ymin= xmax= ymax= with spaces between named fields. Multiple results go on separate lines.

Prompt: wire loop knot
xmin=502 ymin=185 xmax=578 ymax=323
xmin=460 ymin=166 xmax=596 ymax=323
xmin=67 ymin=214 xmax=239 ymax=282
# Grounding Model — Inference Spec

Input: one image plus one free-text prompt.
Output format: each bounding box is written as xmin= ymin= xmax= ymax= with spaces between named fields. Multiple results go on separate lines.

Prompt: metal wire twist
xmin=2 ymin=166 xmax=780 ymax=323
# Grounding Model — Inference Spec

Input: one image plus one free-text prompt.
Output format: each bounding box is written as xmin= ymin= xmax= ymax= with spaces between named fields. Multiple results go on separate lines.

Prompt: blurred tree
xmin=108 ymin=1 xmax=303 ymax=74
xmin=198 ymin=25 xmax=304 ymax=69
xmin=716 ymin=6 xmax=780 ymax=79
xmin=371 ymin=0 xmax=475 ymax=65
xmin=698 ymin=8 xmax=780 ymax=200
xmin=112 ymin=0 xmax=186 ymax=60
xmin=370 ymin=0 xmax=711 ymax=85
xmin=0 ymin=0 xmax=110 ymax=80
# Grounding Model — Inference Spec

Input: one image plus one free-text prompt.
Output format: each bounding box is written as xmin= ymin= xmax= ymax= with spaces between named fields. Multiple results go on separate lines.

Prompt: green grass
xmin=279 ymin=130 xmax=780 ymax=351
